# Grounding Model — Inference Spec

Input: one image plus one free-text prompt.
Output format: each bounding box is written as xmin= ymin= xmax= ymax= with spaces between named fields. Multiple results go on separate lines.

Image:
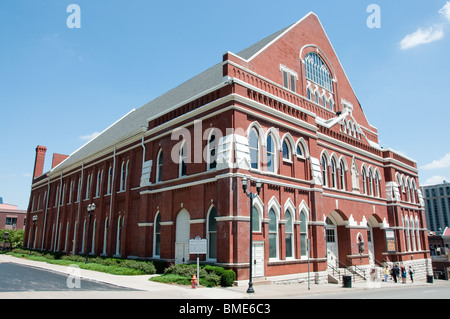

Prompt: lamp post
xmin=29 ymin=215 xmax=38 ymax=255
xmin=85 ymin=203 xmax=96 ymax=264
xmin=241 ymin=177 xmax=262 ymax=294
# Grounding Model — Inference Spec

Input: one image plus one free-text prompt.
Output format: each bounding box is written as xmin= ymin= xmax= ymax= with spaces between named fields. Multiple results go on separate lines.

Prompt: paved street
xmin=1 ymin=254 xmax=450 ymax=300
xmin=0 ymin=263 xmax=134 ymax=292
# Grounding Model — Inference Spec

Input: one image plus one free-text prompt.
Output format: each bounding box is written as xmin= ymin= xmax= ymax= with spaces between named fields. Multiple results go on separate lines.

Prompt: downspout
xmin=41 ymin=179 xmax=50 ymax=251
xmin=109 ymin=147 xmax=116 ymax=222
xmin=74 ymin=162 xmax=84 ymax=254
xmin=53 ymin=173 xmax=63 ymax=251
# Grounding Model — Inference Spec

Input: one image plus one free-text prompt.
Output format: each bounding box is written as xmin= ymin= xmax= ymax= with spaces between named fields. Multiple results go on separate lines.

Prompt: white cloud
xmin=423 ymin=175 xmax=449 ymax=185
xmin=439 ymin=1 xmax=450 ymax=21
xmin=421 ymin=153 xmax=450 ymax=169
xmin=79 ymin=131 xmax=100 ymax=141
xmin=400 ymin=25 xmax=444 ymax=50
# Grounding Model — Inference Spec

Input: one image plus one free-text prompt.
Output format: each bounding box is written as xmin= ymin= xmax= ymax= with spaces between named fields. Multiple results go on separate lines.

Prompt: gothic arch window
xmin=268 ymin=208 xmax=278 ymax=259
xmin=361 ymin=166 xmax=368 ymax=195
xmin=179 ymin=141 xmax=187 ymax=177
xmin=285 ymin=209 xmax=294 ymax=258
xmin=249 ymin=128 xmax=260 ymax=170
xmin=299 ymin=210 xmax=308 ymax=257
xmin=156 ymin=149 xmax=163 ymax=182
xmin=153 ymin=212 xmax=161 ymax=257
xmin=267 ymin=133 xmax=276 ymax=173
xmin=120 ymin=161 xmax=128 ymax=191
xmin=321 ymin=154 xmax=328 ymax=187
xmin=207 ymin=206 xmax=217 ymax=260
xmin=330 ymin=158 xmax=337 ymax=188
xmin=339 ymin=160 xmax=346 ymax=190
xmin=107 ymin=166 xmax=113 ymax=195
xmin=207 ymin=130 xmax=217 ymax=170
xmin=282 ymin=140 xmax=291 ymax=161
xmin=305 ymin=52 xmax=333 ymax=92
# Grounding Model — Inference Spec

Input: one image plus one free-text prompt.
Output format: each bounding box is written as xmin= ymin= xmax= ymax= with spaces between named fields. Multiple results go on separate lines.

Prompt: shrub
xmin=221 ymin=269 xmax=236 ymax=287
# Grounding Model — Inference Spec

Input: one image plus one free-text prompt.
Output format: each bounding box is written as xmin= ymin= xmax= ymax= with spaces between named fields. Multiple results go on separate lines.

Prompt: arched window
xmin=369 ymin=169 xmax=374 ymax=196
xmin=305 ymin=52 xmax=333 ymax=92
xmin=285 ymin=210 xmax=293 ymax=258
xmin=252 ymin=206 xmax=261 ymax=232
xmin=268 ymin=208 xmax=278 ymax=259
xmin=208 ymin=131 xmax=217 ymax=170
xmin=331 ymin=158 xmax=337 ymax=188
xmin=207 ymin=207 xmax=217 ymax=260
xmin=339 ymin=160 xmax=346 ymax=190
xmin=374 ymin=171 xmax=380 ymax=197
xmin=249 ymin=129 xmax=259 ymax=170
xmin=107 ymin=167 xmax=113 ymax=195
xmin=362 ymin=167 xmax=367 ymax=195
xmin=179 ymin=142 xmax=187 ymax=177
xmin=156 ymin=149 xmax=163 ymax=182
xmin=282 ymin=140 xmax=291 ymax=161
xmin=154 ymin=213 xmax=161 ymax=257
xmin=296 ymin=144 xmax=303 ymax=157
xmin=120 ymin=161 xmax=128 ymax=191
xmin=267 ymin=134 xmax=276 ymax=173
xmin=96 ymin=170 xmax=103 ymax=197
xmin=300 ymin=210 xmax=308 ymax=257
xmin=321 ymin=155 xmax=328 ymax=187
xmin=116 ymin=216 xmax=123 ymax=256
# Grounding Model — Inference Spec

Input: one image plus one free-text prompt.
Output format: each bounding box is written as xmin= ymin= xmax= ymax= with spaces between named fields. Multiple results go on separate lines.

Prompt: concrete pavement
xmin=0 ymin=254 xmax=448 ymax=299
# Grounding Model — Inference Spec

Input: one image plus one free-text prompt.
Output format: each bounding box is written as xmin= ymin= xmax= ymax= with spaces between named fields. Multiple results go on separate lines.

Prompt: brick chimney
xmin=33 ymin=145 xmax=47 ymax=180
xmin=52 ymin=153 xmax=69 ymax=169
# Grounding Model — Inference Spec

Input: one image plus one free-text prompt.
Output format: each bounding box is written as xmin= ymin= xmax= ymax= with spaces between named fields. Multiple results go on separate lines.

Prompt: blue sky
xmin=1 ymin=0 xmax=449 ymax=210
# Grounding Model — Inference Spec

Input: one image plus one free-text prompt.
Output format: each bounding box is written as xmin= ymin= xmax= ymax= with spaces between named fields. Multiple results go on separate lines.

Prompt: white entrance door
xmin=326 ymin=217 xmax=339 ymax=267
xmin=368 ymin=226 xmax=375 ymax=266
xmin=175 ymin=209 xmax=190 ymax=265
xmin=175 ymin=242 xmax=189 ymax=265
xmin=252 ymin=242 xmax=265 ymax=278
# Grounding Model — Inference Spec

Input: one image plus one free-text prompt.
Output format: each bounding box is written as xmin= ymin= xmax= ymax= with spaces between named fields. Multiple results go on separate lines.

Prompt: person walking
xmin=384 ymin=265 xmax=390 ymax=282
xmin=408 ymin=266 xmax=414 ymax=283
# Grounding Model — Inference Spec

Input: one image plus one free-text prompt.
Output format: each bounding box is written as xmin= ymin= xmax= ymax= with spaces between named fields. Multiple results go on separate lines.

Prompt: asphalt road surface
xmin=0 ymin=263 xmax=135 ymax=292
xmin=299 ymin=284 xmax=450 ymax=299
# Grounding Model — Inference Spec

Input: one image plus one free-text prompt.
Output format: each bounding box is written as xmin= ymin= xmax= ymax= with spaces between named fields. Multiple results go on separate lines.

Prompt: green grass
xmin=6 ymin=249 xmax=155 ymax=276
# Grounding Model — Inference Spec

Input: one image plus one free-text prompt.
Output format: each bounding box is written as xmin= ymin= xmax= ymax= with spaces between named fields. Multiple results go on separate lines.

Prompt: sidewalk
xmin=0 ymin=254 xmax=447 ymax=299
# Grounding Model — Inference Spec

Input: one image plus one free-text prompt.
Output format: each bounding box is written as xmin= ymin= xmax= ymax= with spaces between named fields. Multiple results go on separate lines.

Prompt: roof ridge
xmin=235 ymin=12 xmax=317 ymax=61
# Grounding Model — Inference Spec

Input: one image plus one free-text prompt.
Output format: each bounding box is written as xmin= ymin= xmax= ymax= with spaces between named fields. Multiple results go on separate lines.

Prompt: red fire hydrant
xmin=191 ymin=274 xmax=198 ymax=289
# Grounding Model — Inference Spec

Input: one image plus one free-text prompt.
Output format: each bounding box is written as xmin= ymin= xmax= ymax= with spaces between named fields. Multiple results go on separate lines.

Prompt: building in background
xmin=24 ymin=12 xmax=430 ymax=283
xmin=0 ymin=197 xmax=27 ymax=230
xmin=421 ymin=181 xmax=450 ymax=232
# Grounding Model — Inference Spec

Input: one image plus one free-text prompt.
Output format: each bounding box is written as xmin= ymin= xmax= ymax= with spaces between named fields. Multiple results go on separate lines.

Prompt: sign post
xmin=189 ymin=236 xmax=207 ymax=287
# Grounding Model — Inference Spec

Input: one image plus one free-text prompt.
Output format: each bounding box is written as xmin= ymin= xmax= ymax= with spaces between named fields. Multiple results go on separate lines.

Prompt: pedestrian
xmin=408 ymin=266 xmax=414 ymax=283
xmin=384 ymin=265 xmax=390 ymax=282
xmin=392 ymin=264 xmax=399 ymax=283
xmin=401 ymin=264 xmax=407 ymax=283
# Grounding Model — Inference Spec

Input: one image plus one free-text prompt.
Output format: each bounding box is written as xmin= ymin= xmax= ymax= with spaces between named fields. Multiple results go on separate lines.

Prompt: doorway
xmin=326 ymin=216 xmax=339 ymax=267
xmin=175 ymin=209 xmax=190 ymax=264
xmin=252 ymin=242 xmax=265 ymax=278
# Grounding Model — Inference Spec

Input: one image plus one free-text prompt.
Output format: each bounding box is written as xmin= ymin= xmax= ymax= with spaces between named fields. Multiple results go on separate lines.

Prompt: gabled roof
xmin=50 ymin=62 xmax=224 ymax=175
xmin=443 ymin=227 xmax=450 ymax=237
xmin=235 ymin=12 xmax=316 ymax=61
xmin=236 ymin=24 xmax=294 ymax=60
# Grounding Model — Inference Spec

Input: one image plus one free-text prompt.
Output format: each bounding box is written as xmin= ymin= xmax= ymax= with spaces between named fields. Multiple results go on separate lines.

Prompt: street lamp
xmin=29 ymin=215 xmax=38 ymax=255
xmin=241 ymin=176 xmax=262 ymax=294
xmin=85 ymin=203 xmax=96 ymax=264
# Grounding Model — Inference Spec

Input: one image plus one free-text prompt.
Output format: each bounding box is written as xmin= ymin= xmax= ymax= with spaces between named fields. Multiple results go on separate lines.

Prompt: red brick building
xmin=0 ymin=201 xmax=26 ymax=230
xmin=25 ymin=12 xmax=430 ymax=282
